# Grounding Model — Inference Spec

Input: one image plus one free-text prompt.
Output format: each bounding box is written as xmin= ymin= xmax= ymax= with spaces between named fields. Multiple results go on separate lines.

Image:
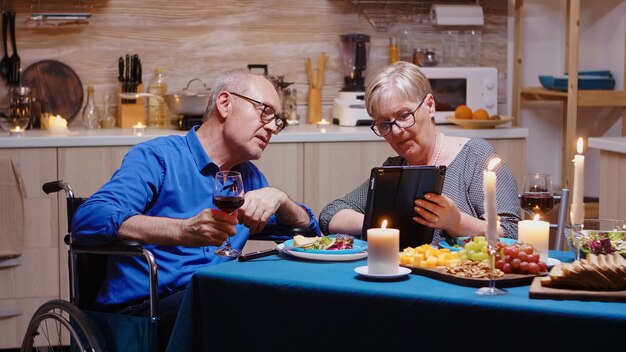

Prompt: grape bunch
xmin=458 ymin=237 xmax=490 ymax=263
xmin=494 ymin=242 xmax=547 ymax=274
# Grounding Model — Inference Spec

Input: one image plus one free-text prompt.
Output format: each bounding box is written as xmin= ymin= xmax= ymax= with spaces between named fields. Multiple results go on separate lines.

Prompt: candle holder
xmin=475 ymin=240 xmax=508 ymax=296
xmin=9 ymin=127 xmax=25 ymax=137
xmin=132 ymin=124 xmax=146 ymax=136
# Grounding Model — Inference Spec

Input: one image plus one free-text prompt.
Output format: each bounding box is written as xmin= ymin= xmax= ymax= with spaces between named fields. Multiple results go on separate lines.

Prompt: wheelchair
xmin=21 ymin=180 xmax=313 ymax=351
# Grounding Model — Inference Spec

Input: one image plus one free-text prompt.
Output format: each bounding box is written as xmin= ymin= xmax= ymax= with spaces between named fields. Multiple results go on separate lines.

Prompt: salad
xmin=305 ymin=235 xmax=354 ymax=250
xmin=575 ymin=230 xmax=626 ymax=255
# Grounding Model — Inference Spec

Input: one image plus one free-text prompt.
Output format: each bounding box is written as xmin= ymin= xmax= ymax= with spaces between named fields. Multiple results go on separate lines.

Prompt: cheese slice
xmin=293 ymin=235 xmax=319 ymax=247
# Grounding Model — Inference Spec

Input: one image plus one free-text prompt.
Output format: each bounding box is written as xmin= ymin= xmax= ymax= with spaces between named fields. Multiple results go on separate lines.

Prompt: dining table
xmin=167 ymin=250 xmax=626 ymax=352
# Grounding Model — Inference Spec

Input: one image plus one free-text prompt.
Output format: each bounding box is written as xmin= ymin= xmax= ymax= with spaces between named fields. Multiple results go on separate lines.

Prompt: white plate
xmin=445 ymin=115 xmax=513 ymax=129
xmin=354 ymin=266 xmax=411 ymax=279
xmin=277 ymin=244 xmax=368 ymax=261
xmin=547 ymin=257 xmax=561 ymax=268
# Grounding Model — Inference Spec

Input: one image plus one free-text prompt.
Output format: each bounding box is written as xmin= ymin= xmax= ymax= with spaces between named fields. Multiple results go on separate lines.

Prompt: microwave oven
xmin=419 ymin=67 xmax=498 ymax=124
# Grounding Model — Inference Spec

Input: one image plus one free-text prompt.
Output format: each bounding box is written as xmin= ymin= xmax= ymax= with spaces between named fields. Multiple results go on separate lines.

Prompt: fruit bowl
xmin=567 ymin=219 xmax=626 ymax=257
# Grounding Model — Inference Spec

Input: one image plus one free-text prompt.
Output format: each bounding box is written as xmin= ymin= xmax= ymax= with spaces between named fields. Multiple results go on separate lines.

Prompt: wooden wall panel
xmin=4 ymin=0 xmax=507 ymax=126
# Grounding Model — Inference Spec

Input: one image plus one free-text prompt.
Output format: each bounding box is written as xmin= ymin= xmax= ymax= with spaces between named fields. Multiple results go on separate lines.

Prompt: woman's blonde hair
xmin=365 ymin=61 xmax=432 ymax=117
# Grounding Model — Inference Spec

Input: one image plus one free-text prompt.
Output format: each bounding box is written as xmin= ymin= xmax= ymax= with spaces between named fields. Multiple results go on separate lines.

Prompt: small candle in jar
xmin=132 ymin=122 xmax=146 ymax=136
xmin=367 ymin=219 xmax=400 ymax=274
xmin=518 ymin=214 xmax=550 ymax=262
xmin=317 ymin=118 xmax=330 ymax=134
xmin=9 ymin=126 xmax=25 ymax=137
xmin=48 ymin=115 xmax=69 ymax=135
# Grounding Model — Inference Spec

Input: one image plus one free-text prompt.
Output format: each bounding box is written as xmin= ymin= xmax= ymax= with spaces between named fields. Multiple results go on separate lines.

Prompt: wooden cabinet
xmin=0 ymin=148 xmax=58 ymax=349
xmin=512 ymin=0 xmax=626 ymax=188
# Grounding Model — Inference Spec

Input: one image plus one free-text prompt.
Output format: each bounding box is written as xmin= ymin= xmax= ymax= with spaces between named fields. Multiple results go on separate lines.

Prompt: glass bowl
xmin=567 ymin=219 xmax=626 ymax=257
xmin=0 ymin=116 xmax=30 ymax=133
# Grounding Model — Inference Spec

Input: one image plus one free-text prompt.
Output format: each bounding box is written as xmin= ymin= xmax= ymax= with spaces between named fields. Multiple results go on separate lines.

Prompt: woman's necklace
xmin=429 ymin=133 xmax=445 ymax=165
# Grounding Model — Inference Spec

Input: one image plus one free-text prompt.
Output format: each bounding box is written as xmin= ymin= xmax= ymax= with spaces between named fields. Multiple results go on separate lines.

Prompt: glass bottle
xmin=98 ymin=93 xmax=117 ymax=128
xmin=82 ymin=86 xmax=99 ymax=129
xmin=148 ymin=67 xmax=169 ymax=127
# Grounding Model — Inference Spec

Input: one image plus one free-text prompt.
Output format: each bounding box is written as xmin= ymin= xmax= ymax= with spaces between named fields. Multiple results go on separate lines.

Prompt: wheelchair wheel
xmin=21 ymin=299 xmax=102 ymax=352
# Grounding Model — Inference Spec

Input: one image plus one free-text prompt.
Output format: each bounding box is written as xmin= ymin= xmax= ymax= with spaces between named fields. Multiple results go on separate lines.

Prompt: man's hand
xmin=180 ymin=209 xmax=238 ymax=247
xmin=238 ymin=187 xmax=288 ymax=234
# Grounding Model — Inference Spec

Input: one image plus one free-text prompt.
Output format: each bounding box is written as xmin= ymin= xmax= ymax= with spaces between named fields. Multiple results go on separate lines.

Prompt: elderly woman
xmin=319 ymin=61 xmax=520 ymax=244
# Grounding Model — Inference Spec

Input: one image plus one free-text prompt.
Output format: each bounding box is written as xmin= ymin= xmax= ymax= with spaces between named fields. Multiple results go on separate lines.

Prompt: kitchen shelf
xmin=512 ymin=0 xmax=626 ymax=188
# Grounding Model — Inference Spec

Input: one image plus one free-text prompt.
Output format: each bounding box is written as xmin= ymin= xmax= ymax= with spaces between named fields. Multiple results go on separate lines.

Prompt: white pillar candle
xmin=483 ymin=157 xmax=501 ymax=243
xmin=570 ymin=137 xmax=585 ymax=225
xmin=48 ymin=115 xmax=68 ymax=135
xmin=367 ymin=220 xmax=399 ymax=275
xmin=518 ymin=214 xmax=550 ymax=262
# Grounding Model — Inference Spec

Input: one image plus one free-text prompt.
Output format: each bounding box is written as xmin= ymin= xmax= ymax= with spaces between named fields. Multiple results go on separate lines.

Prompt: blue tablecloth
xmin=168 ymin=251 xmax=626 ymax=352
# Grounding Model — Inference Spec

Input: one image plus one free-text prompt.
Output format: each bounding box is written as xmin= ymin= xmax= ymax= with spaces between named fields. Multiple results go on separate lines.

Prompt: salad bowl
xmin=567 ymin=219 xmax=626 ymax=257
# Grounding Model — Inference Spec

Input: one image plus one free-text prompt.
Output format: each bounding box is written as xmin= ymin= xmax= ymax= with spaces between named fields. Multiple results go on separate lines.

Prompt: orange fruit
xmin=472 ymin=108 xmax=490 ymax=120
xmin=454 ymin=105 xmax=473 ymax=120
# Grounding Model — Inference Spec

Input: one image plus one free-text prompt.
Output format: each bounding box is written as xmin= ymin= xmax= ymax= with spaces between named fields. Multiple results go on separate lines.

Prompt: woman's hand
xmin=412 ymin=193 xmax=461 ymax=234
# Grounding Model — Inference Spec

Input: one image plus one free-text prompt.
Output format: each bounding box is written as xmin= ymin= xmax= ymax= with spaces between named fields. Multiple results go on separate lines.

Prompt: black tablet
xmin=361 ymin=165 xmax=447 ymax=250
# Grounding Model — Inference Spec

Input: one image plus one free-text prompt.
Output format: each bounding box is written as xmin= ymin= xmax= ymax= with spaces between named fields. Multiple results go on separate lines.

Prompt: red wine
xmin=520 ymin=193 xmax=554 ymax=213
xmin=213 ymin=196 xmax=245 ymax=213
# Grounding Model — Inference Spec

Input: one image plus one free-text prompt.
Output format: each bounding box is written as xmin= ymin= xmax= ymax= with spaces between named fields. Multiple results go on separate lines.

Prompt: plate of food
xmin=445 ymin=115 xmax=513 ymax=129
xmin=438 ymin=236 xmax=517 ymax=252
xmin=278 ymin=234 xmax=368 ymax=261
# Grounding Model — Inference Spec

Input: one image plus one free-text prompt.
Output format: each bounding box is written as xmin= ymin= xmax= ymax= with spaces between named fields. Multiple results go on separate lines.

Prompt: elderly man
xmin=72 ymin=69 xmax=319 ymax=350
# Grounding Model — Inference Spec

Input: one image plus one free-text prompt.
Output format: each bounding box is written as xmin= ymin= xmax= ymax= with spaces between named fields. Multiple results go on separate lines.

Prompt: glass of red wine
xmin=520 ymin=173 xmax=554 ymax=219
xmin=213 ymin=170 xmax=245 ymax=258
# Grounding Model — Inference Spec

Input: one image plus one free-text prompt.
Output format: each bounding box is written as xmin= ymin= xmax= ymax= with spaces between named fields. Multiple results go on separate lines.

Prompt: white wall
xmin=508 ymin=0 xmax=625 ymax=197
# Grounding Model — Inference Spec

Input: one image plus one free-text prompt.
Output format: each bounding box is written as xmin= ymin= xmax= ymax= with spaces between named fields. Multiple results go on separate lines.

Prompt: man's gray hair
xmin=204 ymin=69 xmax=252 ymax=121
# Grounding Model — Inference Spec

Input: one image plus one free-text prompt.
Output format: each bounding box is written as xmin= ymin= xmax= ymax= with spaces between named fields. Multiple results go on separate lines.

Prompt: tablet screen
xmin=361 ymin=165 xmax=447 ymax=249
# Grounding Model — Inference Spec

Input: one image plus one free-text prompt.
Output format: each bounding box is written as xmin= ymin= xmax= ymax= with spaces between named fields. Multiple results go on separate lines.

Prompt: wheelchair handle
xmin=43 ymin=180 xmax=75 ymax=199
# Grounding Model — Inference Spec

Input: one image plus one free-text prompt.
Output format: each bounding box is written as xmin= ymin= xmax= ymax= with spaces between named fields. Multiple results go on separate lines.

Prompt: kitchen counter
xmin=0 ymin=124 xmax=528 ymax=148
xmin=588 ymin=136 xmax=626 ymax=154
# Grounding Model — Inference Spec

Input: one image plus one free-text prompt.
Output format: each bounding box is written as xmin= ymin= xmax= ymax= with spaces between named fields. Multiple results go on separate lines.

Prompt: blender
xmin=332 ymin=34 xmax=371 ymax=126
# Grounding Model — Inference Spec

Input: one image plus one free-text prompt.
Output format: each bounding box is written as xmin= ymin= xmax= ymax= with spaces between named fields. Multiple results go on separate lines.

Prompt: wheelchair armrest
xmin=252 ymin=223 xmax=318 ymax=243
xmin=71 ymin=239 xmax=144 ymax=254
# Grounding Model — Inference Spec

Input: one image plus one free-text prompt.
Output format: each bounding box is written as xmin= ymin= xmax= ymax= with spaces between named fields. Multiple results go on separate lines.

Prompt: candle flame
xmin=381 ymin=219 xmax=388 ymax=229
xmin=15 ymin=126 xmax=21 ymax=132
xmin=533 ymin=214 xmax=540 ymax=221
xmin=576 ymin=137 xmax=584 ymax=154
xmin=137 ymin=122 xmax=143 ymax=128
xmin=487 ymin=157 xmax=501 ymax=171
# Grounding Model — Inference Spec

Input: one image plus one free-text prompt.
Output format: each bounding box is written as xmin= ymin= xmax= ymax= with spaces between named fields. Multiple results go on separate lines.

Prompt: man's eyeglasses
xmin=370 ymin=97 xmax=426 ymax=137
xmin=229 ymin=92 xmax=286 ymax=134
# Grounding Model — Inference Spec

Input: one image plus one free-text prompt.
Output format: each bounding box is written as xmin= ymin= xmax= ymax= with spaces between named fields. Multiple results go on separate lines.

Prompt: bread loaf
xmin=541 ymin=253 xmax=626 ymax=291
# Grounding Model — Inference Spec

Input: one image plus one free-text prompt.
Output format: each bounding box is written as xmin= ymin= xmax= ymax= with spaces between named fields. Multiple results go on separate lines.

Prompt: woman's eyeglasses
xmin=229 ymin=92 xmax=286 ymax=133
xmin=370 ymin=97 xmax=426 ymax=137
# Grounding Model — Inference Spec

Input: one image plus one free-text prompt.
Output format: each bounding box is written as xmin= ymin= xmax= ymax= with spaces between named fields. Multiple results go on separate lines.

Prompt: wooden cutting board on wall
xmin=21 ymin=60 xmax=84 ymax=123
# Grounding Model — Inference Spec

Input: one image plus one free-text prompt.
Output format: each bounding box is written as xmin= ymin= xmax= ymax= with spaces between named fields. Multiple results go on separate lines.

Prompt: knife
xmin=238 ymin=239 xmax=318 ymax=262
xmin=117 ymin=56 xmax=124 ymax=82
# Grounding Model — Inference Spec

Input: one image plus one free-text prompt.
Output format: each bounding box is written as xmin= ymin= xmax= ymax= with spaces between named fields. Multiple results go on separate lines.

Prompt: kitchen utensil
xmin=163 ymin=78 xmax=211 ymax=116
xmin=7 ymin=11 xmax=19 ymax=85
xmin=238 ymin=239 xmax=318 ymax=262
xmin=0 ymin=12 xmax=9 ymax=80
xmin=21 ymin=60 xmax=84 ymax=122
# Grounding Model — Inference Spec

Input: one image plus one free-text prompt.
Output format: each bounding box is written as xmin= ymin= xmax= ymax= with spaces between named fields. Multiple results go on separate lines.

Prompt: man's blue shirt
xmin=72 ymin=127 xmax=319 ymax=306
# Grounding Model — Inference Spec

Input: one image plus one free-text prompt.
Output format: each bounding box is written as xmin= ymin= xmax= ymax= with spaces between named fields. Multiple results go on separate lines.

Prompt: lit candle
xmin=48 ymin=115 xmax=69 ymax=135
xmin=570 ymin=137 xmax=585 ymax=225
xmin=367 ymin=219 xmax=400 ymax=275
xmin=9 ymin=126 xmax=24 ymax=137
xmin=132 ymin=122 xmax=146 ymax=136
xmin=317 ymin=118 xmax=330 ymax=133
xmin=518 ymin=214 xmax=550 ymax=262
xmin=483 ymin=157 xmax=501 ymax=243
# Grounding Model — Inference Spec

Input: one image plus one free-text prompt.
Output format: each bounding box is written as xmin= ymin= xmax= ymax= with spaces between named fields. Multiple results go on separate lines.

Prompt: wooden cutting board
xmin=402 ymin=265 xmax=544 ymax=288
xmin=21 ymin=60 xmax=84 ymax=123
xmin=529 ymin=277 xmax=626 ymax=302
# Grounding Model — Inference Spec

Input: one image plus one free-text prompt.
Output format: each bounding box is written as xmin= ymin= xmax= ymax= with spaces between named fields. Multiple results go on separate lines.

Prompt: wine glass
xmin=520 ymin=173 xmax=554 ymax=220
xmin=475 ymin=240 xmax=508 ymax=296
xmin=213 ymin=171 xmax=245 ymax=258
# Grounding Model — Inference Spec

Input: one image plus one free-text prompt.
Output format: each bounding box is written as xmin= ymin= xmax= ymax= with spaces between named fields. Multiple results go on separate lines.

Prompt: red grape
xmin=511 ymin=258 xmax=521 ymax=268
xmin=519 ymin=261 xmax=529 ymax=273
xmin=502 ymin=263 xmax=513 ymax=274
xmin=528 ymin=262 xmax=540 ymax=274
xmin=495 ymin=259 xmax=505 ymax=270
xmin=527 ymin=254 xmax=539 ymax=263
xmin=518 ymin=251 xmax=528 ymax=262
xmin=538 ymin=261 xmax=547 ymax=272
xmin=509 ymin=246 xmax=520 ymax=259
xmin=522 ymin=244 xmax=534 ymax=255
